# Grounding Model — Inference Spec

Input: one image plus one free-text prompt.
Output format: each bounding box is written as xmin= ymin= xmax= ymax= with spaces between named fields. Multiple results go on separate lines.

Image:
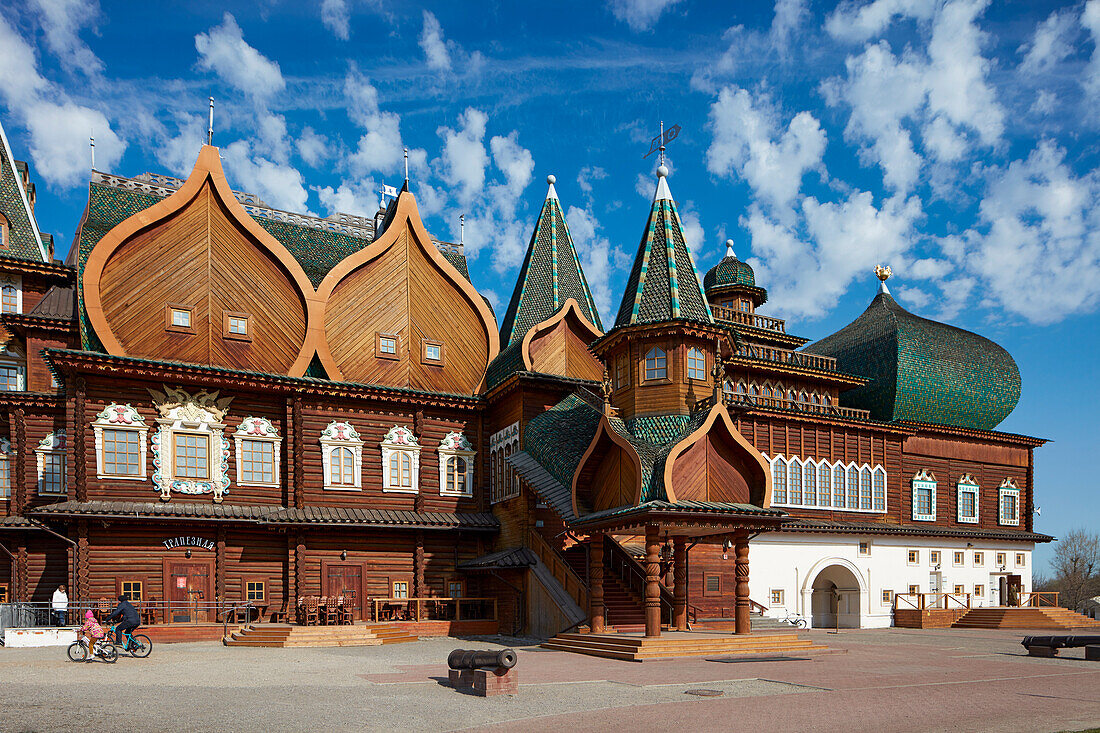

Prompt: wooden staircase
xmin=540 ymin=631 xmax=824 ymax=661
xmin=225 ymin=623 xmax=419 ymax=647
xmin=952 ymin=607 xmax=1100 ymax=630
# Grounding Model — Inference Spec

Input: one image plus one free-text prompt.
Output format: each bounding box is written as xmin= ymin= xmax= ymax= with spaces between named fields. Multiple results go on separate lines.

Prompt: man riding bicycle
xmin=105 ymin=594 xmax=141 ymax=648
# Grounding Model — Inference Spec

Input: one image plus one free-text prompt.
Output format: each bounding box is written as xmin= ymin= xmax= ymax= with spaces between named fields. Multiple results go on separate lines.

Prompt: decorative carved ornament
xmin=92 ymin=403 xmax=149 ymax=481
xmin=320 ymin=420 xmax=364 ymax=491
xmin=149 ymin=386 xmax=232 ymax=503
xmin=911 ymin=468 xmax=936 ymax=483
xmin=381 ymin=425 xmax=420 ymax=494
xmin=233 ymin=417 xmax=282 ymax=488
xmin=438 ymin=431 xmax=472 ymax=452
xmin=438 ymin=431 xmax=475 ymax=497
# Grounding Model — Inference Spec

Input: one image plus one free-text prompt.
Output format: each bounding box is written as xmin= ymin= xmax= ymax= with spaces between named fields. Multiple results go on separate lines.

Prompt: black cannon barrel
xmin=1022 ymin=635 xmax=1100 ymax=650
xmin=447 ymin=648 xmax=518 ymax=670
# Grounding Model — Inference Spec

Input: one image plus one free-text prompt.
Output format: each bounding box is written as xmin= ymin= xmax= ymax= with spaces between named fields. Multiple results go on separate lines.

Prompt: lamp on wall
xmin=723 ymin=538 xmax=732 ymax=560
xmin=185 ymin=549 xmax=192 ymax=559
xmin=341 ymin=550 xmax=348 ymax=561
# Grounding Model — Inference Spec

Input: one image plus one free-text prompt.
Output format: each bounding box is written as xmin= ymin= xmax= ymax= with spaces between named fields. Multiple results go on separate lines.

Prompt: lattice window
xmin=957 ymin=474 xmax=979 ymax=524
xmin=846 ymin=465 xmax=859 ymax=508
xmin=872 ymin=466 xmax=887 ymax=512
xmin=36 ymin=431 xmax=66 ymax=496
xmin=0 ymin=364 xmax=21 ymax=391
xmin=803 ymin=461 xmax=816 ymax=507
xmin=832 ymin=464 xmax=845 ymax=508
xmin=788 ymin=458 xmax=802 ymax=505
xmin=93 ymin=404 xmax=149 ymax=480
xmin=320 ymin=420 xmax=363 ymax=491
xmin=998 ymin=478 xmax=1020 ymax=525
xmin=380 ymin=426 xmax=420 ymax=494
xmin=911 ymin=469 xmax=937 ymax=522
xmin=438 ymin=431 xmax=475 ymax=497
xmin=859 ymin=466 xmax=872 ymax=510
xmin=489 ymin=422 xmax=519 ymax=504
xmin=772 ymin=456 xmax=787 ymax=505
xmin=234 ymin=417 xmax=281 ymax=487
xmin=769 ymin=455 xmax=885 ymax=513
xmin=687 ymin=348 xmax=706 ymax=381
xmin=818 ymin=462 xmax=831 ymax=507
xmin=0 ymin=274 xmax=21 ymax=314
xmin=644 ymin=346 xmax=667 ymax=381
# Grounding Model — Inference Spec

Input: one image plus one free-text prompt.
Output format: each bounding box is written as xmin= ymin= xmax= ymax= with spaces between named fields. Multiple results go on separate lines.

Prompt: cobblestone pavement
xmin=1 ymin=628 xmax=1098 ymax=732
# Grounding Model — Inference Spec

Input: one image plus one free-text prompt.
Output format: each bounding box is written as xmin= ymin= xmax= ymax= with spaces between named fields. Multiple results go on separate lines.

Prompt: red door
xmin=168 ymin=562 xmax=213 ymax=623
xmin=325 ymin=565 xmax=363 ymax=620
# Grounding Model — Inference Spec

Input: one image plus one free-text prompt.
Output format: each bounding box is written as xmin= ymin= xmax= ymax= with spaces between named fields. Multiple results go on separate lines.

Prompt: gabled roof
xmin=499 ymin=177 xmax=602 ymax=346
xmin=613 ymin=170 xmax=712 ymax=329
xmin=27 ymin=286 xmax=74 ymax=319
xmin=0 ymin=119 xmax=49 ymax=262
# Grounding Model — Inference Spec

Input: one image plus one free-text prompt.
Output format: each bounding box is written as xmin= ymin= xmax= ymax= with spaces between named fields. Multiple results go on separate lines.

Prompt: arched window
xmin=439 ymin=431 xmax=475 ymax=497
xmin=644 ymin=346 xmax=667 ymax=381
xmin=859 ymin=466 xmax=872 ymax=510
xmin=722 ymin=380 xmax=733 ymax=401
xmin=873 ymin=467 xmax=887 ymax=512
xmin=832 ymin=464 xmax=845 ymax=508
xmin=788 ymin=458 xmax=803 ymax=504
xmin=687 ymin=347 xmax=706 ymax=381
xmin=817 ymin=462 xmax=831 ymax=507
xmin=331 ymin=447 xmax=355 ymax=486
xmin=803 ymin=461 xmax=816 ymax=507
xmin=0 ymin=212 xmax=8 ymax=251
xmin=772 ymin=457 xmax=787 ymax=504
xmin=0 ymin=273 xmax=20 ymax=314
xmin=490 ymin=423 xmax=519 ymax=504
xmin=789 ymin=389 xmax=798 ymax=403
xmin=504 ymin=443 xmax=513 ymax=495
xmin=379 ymin=425 xmax=420 ymax=493
xmin=446 ymin=456 xmax=467 ymax=495
xmin=847 ymin=465 xmax=859 ymax=508
xmin=748 ymin=383 xmax=759 ymax=397
xmin=736 ymin=381 xmax=746 ymax=394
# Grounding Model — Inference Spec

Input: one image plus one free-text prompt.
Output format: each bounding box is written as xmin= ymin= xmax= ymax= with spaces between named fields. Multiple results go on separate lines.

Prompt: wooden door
xmin=1008 ymin=574 xmax=1023 ymax=607
xmin=325 ymin=564 xmax=363 ymax=620
xmin=167 ymin=562 xmax=213 ymax=623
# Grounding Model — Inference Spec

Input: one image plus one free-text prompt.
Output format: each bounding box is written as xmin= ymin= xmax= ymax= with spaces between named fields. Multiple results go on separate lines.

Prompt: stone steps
xmin=952 ymin=607 xmax=1100 ymax=630
xmin=541 ymin=631 xmax=823 ymax=661
xmin=225 ymin=623 xmax=419 ymax=647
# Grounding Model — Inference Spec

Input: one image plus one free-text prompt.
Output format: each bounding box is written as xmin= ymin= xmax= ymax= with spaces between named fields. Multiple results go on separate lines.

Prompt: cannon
xmin=447 ymin=648 xmax=518 ymax=671
xmin=1021 ymin=635 xmax=1100 ymax=650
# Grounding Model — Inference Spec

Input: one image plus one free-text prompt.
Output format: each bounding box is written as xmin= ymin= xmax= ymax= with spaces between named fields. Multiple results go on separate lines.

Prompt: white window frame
xmin=686 ymin=347 xmax=706 ymax=381
xmin=320 ymin=420 xmax=363 ymax=491
xmin=149 ymin=389 xmax=230 ymax=502
xmin=769 ymin=589 xmax=785 ymax=607
xmin=380 ymin=425 xmax=420 ymax=494
xmin=766 ymin=454 xmax=887 ymax=513
xmin=233 ymin=417 xmax=281 ymax=488
xmin=438 ymin=431 xmax=474 ymax=497
xmin=881 ymin=589 xmax=894 ymax=605
xmin=956 ymin=474 xmax=979 ymax=524
xmin=911 ymin=469 xmax=937 ymax=522
xmin=36 ymin=430 xmax=66 ymax=496
xmin=998 ymin=478 xmax=1020 ymax=526
xmin=0 ymin=437 xmax=12 ymax=499
xmin=489 ymin=422 xmax=520 ymax=504
xmin=93 ymin=404 xmax=148 ymax=480
xmin=0 ymin=273 xmax=22 ymax=314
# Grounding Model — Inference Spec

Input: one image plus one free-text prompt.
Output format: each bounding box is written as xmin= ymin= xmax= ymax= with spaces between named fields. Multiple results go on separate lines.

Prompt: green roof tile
xmin=0 ymin=122 xmax=48 ymax=262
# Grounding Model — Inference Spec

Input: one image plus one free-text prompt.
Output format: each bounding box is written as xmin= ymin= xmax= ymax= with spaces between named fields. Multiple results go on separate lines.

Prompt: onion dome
xmin=613 ymin=166 xmax=712 ymax=327
xmin=703 ymin=240 xmax=767 ymax=305
xmin=803 ymin=268 xmax=1020 ymax=430
xmin=499 ymin=175 xmax=602 ymax=347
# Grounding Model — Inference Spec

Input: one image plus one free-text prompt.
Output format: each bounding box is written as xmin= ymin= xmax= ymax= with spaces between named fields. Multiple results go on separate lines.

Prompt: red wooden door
xmin=325 ymin=564 xmax=363 ymax=620
xmin=168 ymin=562 xmax=213 ymax=623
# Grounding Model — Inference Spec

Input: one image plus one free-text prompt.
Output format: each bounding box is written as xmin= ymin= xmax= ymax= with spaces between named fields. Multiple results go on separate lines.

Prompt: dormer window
xmin=422 ymin=339 xmax=443 ymax=365
xmin=644 ymin=346 xmax=667 ymax=381
xmin=376 ymin=333 xmax=399 ymax=360
xmin=223 ymin=311 xmax=251 ymax=342
xmin=0 ymin=213 xmax=9 ymax=251
xmin=165 ymin=304 xmax=194 ymax=334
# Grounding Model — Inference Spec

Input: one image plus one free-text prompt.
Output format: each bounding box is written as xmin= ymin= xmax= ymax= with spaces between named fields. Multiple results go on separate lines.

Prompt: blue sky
xmin=1 ymin=0 xmax=1097 ymax=572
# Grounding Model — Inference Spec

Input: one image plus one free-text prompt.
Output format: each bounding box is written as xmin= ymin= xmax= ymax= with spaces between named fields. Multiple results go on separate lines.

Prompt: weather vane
xmin=643 ymin=121 xmax=682 ymax=163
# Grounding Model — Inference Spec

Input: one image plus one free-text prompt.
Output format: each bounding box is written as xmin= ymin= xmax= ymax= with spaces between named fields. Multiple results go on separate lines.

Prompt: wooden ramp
xmin=540 ymin=631 xmax=825 ymax=662
xmin=226 ymin=624 xmax=419 ymax=648
xmin=952 ymin=607 xmax=1100 ymax=630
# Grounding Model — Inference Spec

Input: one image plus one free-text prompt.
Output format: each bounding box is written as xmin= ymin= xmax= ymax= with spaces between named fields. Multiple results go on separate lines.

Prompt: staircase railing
xmin=1022 ymin=591 xmax=1059 ymax=608
xmin=604 ymin=535 xmax=698 ymax=626
xmin=527 ymin=529 xmax=588 ymax=612
xmin=749 ymin=598 xmax=768 ymax=615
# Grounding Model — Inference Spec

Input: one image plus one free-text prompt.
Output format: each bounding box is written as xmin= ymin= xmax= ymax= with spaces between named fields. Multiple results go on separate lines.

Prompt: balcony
xmin=693 ymin=392 xmax=872 ymax=420
xmin=711 ymin=304 xmax=787 ymax=333
xmin=733 ymin=344 xmax=837 ymax=372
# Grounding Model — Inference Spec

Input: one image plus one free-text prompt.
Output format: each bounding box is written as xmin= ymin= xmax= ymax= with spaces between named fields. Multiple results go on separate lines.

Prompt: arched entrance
xmin=809 ymin=564 xmax=862 ymax=629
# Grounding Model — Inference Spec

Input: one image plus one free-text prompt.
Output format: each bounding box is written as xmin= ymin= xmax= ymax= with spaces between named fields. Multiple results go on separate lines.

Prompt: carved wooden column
xmin=413 ymin=530 xmax=425 ymax=598
xmin=294 ymin=532 xmax=306 ymax=608
xmin=734 ymin=530 xmax=751 ymax=635
xmin=291 ymin=397 xmax=304 ymax=508
xmin=73 ymin=378 xmax=87 ymax=502
xmin=13 ymin=408 xmax=26 ymax=515
xmin=215 ymin=527 xmax=227 ymax=602
xmin=672 ymin=535 xmax=688 ymax=631
xmin=589 ymin=533 xmax=605 ymax=633
xmin=15 ymin=544 xmax=28 ymax=601
xmin=644 ymin=524 xmax=661 ymax=638
xmin=76 ymin=520 xmax=90 ymax=604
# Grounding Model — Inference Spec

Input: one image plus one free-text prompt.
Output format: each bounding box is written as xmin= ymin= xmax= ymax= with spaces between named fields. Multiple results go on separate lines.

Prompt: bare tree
xmin=1050 ymin=529 xmax=1100 ymax=612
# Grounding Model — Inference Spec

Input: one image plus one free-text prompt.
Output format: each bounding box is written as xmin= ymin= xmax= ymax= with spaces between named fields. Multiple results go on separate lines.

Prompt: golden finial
xmin=874 ymin=264 xmax=892 ymax=282
xmin=601 ymin=367 xmax=613 ymax=409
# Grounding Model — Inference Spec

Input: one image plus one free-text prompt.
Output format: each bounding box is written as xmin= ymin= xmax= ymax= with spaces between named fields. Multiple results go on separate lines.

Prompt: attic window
xmin=422 ymin=339 xmax=443 ymax=365
xmin=376 ymin=333 xmax=399 ymax=360
xmin=223 ymin=311 xmax=251 ymax=342
xmin=165 ymin=304 xmax=194 ymax=334
xmin=0 ymin=213 xmax=8 ymax=251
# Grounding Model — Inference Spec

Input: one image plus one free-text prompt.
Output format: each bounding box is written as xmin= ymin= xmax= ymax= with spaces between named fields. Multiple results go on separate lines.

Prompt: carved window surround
xmin=36 ymin=430 xmax=66 ymax=496
xmin=956 ymin=474 xmax=979 ymax=524
xmin=92 ymin=403 xmax=149 ymax=480
xmin=911 ymin=469 xmax=937 ymax=522
xmin=149 ymin=386 xmax=232 ymax=503
xmin=381 ymin=425 xmax=420 ymax=494
xmin=233 ymin=417 xmax=281 ymax=487
xmin=438 ymin=431 xmax=474 ymax=497
xmin=320 ymin=420 xmax=363 ymax=491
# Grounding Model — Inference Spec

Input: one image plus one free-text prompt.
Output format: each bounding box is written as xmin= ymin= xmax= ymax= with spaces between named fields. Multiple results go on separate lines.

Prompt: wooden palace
xmin=0 ymin=119 xmax=1057 ymax=644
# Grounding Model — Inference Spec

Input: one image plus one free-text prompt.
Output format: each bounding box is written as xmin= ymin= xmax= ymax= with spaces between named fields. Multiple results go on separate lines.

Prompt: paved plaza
xmin=1 ymin=628 xmax=1099 ymax=732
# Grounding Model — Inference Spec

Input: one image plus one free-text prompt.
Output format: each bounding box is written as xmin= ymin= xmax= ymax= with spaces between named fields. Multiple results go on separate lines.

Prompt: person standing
xmin=51 ymin=585 xmax=69 ymax=626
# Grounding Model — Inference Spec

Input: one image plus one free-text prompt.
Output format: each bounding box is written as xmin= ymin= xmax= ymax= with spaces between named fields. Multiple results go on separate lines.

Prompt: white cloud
xmin=1084 ymin=0 xmax=1100 ymax=100
xmin=577 ymin=166 xmax=607 ymax=196
xmin=1019 ymin=8 xmax=1078 ymax=76
xmin=437 ymin=108 xmax=489 ymax=207
xmin=825 ymin=0 xmax=938 ymax=42
xmin=297 ymin=126 xmax=328 ymax=167
xmin=221 ymin=140 xmax=309 ymax=213
xmin=706 ymin=85 xmax=826 ymax=211
xmin=344 ymin=69 xmax=424 ymax=177
xmin=607 ymin=0 xmax=684 ymax=32
xmin=489 ymin=132 xmax=534 ymax=204
xmin=29 ymin=0 xmax=102 ymax=76
xmin=0 ymin=17 xmax=48 ymax=105
xmin=692 ymin=0 xmax=809 ymax=92
xmin=419 ymin=11 xmax=451 ymax=72
xmin=153 ymin=112 xmax=206 ymax=176
xmin=195 ymin=13 xmax=284 ymax=99
xmin=315 ymin=177 xmax=378 ymax=218
xmin=566 ymin=204 xmax=628 ymax=321
xmin=959 ymin=141 xmax=1100 ymax=324
xmin=321 ymin=0 xmax=350 ymax=41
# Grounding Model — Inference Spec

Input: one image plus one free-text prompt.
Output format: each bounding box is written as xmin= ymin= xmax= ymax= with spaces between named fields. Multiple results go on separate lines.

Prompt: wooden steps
xmin=540 ymin=631 xmax=823 ymax=661
xmin=952 ymin=607 xmax=1100 ymax=630
xmin=225 ymin=624 xmax=419 ymax=648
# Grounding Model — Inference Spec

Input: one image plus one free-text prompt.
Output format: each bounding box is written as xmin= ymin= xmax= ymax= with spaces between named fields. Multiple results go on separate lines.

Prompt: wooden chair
xmin=270 ymin=600 xmax=289 ymax=624
xmin=96 ymin=598 xmax=111 ymax=623
xmin=339 ymin=592 xmax=355 ymax=625
xmin=141 ymin=597 xmax=158 ymax=625
xmin=324 ymin=596 xmax=341 ymax=625
xmin=301 ymin=596 xmax=319 ymax=626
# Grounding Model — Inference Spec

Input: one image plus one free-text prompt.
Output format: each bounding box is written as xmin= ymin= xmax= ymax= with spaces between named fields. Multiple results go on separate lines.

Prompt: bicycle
xmin=67 ymin=635 xmax=118 ymax=663
xmin=781 ymin=609 xmax=807 ymax=628
xmin=112 ymin=624 xmax=153 ymax=658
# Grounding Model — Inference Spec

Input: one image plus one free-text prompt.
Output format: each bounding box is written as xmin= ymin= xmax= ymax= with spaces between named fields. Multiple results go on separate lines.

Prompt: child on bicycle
xmin=78 ymin=610 xmax=107 ymax=661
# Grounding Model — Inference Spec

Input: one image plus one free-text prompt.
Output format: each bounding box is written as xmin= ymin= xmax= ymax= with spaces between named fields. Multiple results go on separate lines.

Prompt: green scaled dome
xmin=704 ymin=241 xmax=756 ymax=293
xmin=803 ymin=282 xmax=1021 ymax=430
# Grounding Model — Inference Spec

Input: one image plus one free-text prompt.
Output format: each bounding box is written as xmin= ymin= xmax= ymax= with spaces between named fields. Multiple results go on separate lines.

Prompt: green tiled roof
xmin=703 ymin=245 xmax=768 ymax=304
xmin=484 ymin=340 xmax=526 ymax=390
xmin=0 ymin=122 xmax=48 ymax=262
xmin=614 ymin=175 xmax=712 ymax=328
xmin=803 ymin=290 xmax=1021 ymax=430
xmin=499 ymin=183 xmax=602 ymax=346
xmin=625 ymin=414 xmax=693 ymax=446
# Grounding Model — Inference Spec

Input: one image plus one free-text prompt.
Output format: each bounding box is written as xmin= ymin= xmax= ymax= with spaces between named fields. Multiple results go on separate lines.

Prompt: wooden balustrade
xmin=892 ymin=593 xmax=973 ymax=611
xmin=710 ymin=305 xmax=787 ymax=333
xmin=1022 ymin=591 xmax=1059 ymax=607
xmin=705 ymin=393 xmax=872 ymax=420
xmin=735 ymin=344 xmax=838 ymax=371
xmin=527 ymin=530 xmax=588 ymax=612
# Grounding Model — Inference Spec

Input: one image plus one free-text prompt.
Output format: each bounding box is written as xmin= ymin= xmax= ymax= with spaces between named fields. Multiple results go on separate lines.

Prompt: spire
xmin=614 ymin=167 xmax=712 ymax=328
xmin=0 ymin=118 xmax=49 ymax=262
xmin=499 ymin=174 xmax=603 ymax=346
xmin=725 ymin=239 xmax=735 ymax=259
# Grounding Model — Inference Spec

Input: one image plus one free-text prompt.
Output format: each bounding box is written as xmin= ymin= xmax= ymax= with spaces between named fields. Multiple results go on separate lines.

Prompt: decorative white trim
xmin=320 ymin=420 xmax=363 ymax=491
xmin=0 ymin=273 xmax=22 ymax=314
xmin=911 ymin=469 xmax=937 ymax=522
xmin=0 ymin=437 xmax=12 ymax=499
xmin=489 ymin=422 xmax=520 ymax=504
xmin=380 ymin=425 xmax=420 ymax=494
xmin=438 ymin=431 xmax=475 ymax=497
xmin=148 ymin=387 xmax=231 ymax=503
xmin=998 ymin=477 xmax=1020 ymax=526
xmin=92 ymin=404 xmax=149 ymax=480
xmin=36 ymin=430 xmax=66 ymax=496
xmin=764 ymin=454 xmax=887 ymax=513
xmin=233 ymin=417 xmax=282 ymax=488
xmin=956 ymin=474 xmax=979 ymax=524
